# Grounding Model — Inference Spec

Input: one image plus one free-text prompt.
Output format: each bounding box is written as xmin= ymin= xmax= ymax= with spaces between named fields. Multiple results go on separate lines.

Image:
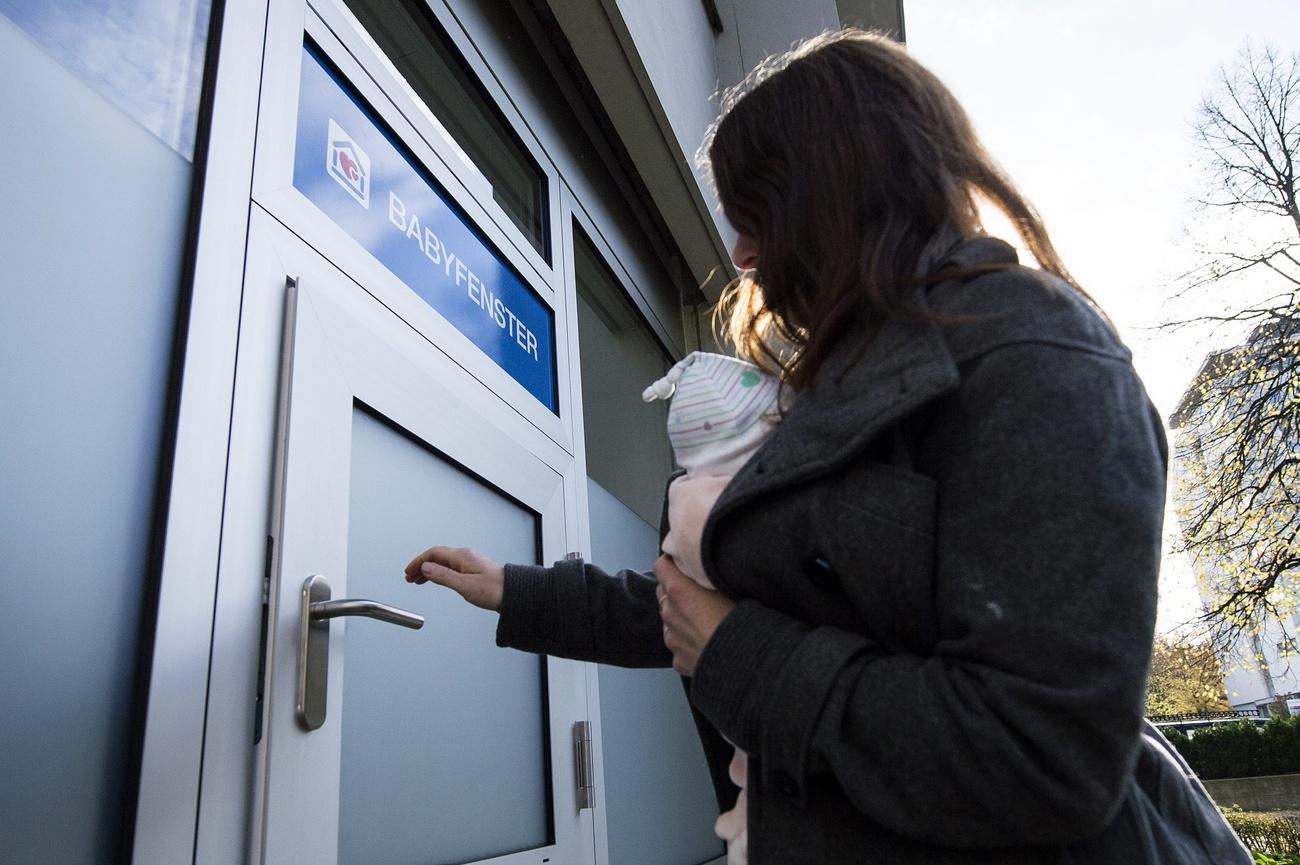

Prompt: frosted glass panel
xmin=0 ymin=0 xmax=212 ymax=159
xmin=340 ymin=410 xmax=550 ymax=865
xmin=588 ymin=479 xmax=724 ymax=865
xmin=0 ymin=14 xmax=195 ymax=864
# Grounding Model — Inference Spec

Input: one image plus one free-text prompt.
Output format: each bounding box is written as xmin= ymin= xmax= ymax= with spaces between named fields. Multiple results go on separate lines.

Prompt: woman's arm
xmin=404 ymin=545 xmax=673 ymax=666
xmin=495 ymin=557 xmax=674 ymax=668
xmin=408 ymin=468 xmax=700 ymax=668
xmin=687 ymin=342 xmax=1168 ymax=848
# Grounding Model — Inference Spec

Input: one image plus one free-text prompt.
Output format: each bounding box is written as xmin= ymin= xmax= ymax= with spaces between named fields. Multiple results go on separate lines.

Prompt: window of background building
xmin=343 ymin=0 xmax=550 ymax=260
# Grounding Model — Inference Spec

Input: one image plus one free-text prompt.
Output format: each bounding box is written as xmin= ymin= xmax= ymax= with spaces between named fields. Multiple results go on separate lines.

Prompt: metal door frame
xmin=248 ymin=210 xmax=590 ymax=864
xmin=132 ymin=0 xmax=695 ymax=861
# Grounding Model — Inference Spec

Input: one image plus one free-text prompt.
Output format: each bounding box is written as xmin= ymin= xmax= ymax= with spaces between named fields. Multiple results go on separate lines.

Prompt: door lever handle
xmin=311 ymin=597 xmax=424 ymax=629
xmin=296 ymin=574 xmax=423 ymax=730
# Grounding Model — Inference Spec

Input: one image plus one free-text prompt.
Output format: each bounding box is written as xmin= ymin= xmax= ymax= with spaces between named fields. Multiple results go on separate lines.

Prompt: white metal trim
xmin=251 ymin=3 xmax=574 ymax=451
xmin=131 ymin=1 xmax=270 ymax=862
xmin=313 ymin=0 xmax=559 ymax=281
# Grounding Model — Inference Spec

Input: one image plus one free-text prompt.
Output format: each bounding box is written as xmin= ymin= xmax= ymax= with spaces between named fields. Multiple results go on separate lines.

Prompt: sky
xmin=905 ymin=1 xmax=1300 ymax=634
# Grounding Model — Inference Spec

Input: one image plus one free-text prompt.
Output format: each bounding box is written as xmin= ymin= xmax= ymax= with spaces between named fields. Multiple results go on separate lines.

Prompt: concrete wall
xmin=614 ymin=0 xmax=718 ymax=185
xmin=1204 ymin=773 xmax=1300 ymax=812
xmin=713 ymin=0 xmax=841 ymax=91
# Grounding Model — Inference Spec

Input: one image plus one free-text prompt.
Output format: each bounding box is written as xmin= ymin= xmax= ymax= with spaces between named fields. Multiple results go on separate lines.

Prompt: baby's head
xmin=643 ymin=352 xmax=779 ymax=477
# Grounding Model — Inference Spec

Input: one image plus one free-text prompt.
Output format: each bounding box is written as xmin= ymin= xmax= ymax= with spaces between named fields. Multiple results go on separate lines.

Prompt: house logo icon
xmin=326 ymin=119 xmax=370 ymax=208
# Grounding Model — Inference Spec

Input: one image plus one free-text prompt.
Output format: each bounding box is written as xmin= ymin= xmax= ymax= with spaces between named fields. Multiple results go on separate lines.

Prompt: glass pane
xmin=0 ymin=0 xmax=212 ymax=159
xmin=0 ymin=12 xmax=199 ymax=863
xmin=340 ymin=409 xmax=551 ymax=865
xmin=575 ymin=228 xmax=675 ymax=526
xmin=588 ymin=479 xmax=725 ymax=865
xmin=344 ymin=0 xmax=550 ymax=259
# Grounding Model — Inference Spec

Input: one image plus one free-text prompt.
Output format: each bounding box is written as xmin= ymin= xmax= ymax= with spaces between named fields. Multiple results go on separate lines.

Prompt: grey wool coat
xmin=496 ymin=236 xmax=1251 ymax=864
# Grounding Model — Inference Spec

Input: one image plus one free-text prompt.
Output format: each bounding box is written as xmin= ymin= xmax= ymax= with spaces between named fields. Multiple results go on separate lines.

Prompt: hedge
xmin=1163 ymin=716 xmax=1300 ymax=780
xmin=1223 ymin=807 xmax=1300 ymax=856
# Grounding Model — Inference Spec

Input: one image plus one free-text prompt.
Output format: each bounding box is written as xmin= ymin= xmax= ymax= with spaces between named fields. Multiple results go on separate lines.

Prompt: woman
xmin=405 ymin=29 xmax=1250 ymax=865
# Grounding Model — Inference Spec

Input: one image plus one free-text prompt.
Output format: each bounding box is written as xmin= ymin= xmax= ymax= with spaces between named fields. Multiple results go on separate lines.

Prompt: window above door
xmin=341 ymin=0 xmax=551 ymax=261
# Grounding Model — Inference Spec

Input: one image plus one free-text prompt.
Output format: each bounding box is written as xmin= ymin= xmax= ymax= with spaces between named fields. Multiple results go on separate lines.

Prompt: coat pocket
xmin=824 ymin=458 xmax=939 ymax=653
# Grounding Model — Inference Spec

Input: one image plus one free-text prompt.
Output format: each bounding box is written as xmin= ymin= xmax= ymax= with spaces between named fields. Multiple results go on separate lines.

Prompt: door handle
xmin=311 ymin=597 xmax=424 ymax=629
xmin=296 ymin=574 xmax=424 ymax=731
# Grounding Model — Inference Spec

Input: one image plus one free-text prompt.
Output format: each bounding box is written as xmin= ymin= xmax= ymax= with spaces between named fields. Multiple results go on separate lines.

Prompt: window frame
xmin=335 ymin=0 xmax=555 ymax=262
xmin=252 ymin=0 xmax=571 ymax=447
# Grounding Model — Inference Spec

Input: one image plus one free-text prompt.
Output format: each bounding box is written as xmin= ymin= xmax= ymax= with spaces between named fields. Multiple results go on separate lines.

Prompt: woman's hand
xmin=654 ymin=554 xmax=737 ymax=676
xmin=404 ymin=545 xmax=504 ymax=611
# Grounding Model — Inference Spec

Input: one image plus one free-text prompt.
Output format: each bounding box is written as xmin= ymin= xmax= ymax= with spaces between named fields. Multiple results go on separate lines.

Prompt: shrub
xmin=1163 ymin=716 xmax=1300 ymax=779
xmin=1223 ymin=807 xmax=1300 ymax=856
xmin=1263 ymin=717 xmax=1300 ymax=774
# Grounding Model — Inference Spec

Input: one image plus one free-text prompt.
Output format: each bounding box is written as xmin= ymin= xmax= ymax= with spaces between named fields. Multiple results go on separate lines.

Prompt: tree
xmin=1168 ymin=44 xmax=1300 ymax=652
xmin=1145 ymin=636 xmax=1231 ymax=716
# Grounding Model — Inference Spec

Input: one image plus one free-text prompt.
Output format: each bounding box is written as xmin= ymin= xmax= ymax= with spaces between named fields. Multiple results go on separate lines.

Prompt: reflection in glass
xmin=575 ymin=228 xmax=675 ymax=526
xmin=0 ymin=0 xmax=212 ymax=160
xmin=343 ymin=0 xmax=550 ymax=260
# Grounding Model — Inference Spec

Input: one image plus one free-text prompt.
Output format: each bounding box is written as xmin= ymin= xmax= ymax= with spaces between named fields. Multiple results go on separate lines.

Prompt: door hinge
xmin=573 ymin=720 xmax=594 ymax=810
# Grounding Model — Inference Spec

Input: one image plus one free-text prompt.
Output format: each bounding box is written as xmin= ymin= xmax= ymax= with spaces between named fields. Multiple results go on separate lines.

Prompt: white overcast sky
xmin=905 ymin=1 xmax=1300 ymax=633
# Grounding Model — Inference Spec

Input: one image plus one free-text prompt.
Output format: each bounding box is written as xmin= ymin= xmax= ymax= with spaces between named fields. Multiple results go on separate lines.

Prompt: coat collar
xmin=709 ymin=298 xmax=958 ymax=508
xmin=701 ymin=233 xmax=1019 ymax=569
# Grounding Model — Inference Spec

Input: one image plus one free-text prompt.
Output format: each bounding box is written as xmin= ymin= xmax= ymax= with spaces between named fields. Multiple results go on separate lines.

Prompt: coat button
xmin=770 ymin=769 xmax=798 ymax=798
xmin=801 ymin=555 xmax=838 ymax=590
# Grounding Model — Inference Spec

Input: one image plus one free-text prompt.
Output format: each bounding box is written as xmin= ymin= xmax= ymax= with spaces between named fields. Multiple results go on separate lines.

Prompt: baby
xmin=642 ymin=351 xmax=781 ymax=865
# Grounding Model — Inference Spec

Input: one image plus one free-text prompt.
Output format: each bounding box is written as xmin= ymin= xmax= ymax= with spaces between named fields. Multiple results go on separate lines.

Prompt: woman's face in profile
xmin=731 ymin=232 xmax=759 ymax=274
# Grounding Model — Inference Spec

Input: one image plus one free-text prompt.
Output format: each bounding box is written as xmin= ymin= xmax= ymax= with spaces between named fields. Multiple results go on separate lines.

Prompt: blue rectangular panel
xmin=293 ymin=44 xmax=557 ymax=412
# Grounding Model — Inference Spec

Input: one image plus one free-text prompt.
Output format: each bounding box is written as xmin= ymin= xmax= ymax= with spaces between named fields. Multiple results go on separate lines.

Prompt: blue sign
xmin=293 ymin=44 xmax=557 ymax=412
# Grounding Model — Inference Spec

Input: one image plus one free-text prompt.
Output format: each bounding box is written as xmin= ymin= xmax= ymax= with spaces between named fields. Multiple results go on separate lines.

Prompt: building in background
xmin=1171 ymin=322 xmax=1300 ymax=718
xmin=0 ymin=1 xmax=903 ymax=864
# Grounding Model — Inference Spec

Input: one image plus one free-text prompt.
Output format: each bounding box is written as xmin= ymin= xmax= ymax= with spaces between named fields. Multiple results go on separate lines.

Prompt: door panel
xmin=252 ymin=218 xmax=588 ymax=865
xmin=340 ymin=409 xmax=550 ymax=864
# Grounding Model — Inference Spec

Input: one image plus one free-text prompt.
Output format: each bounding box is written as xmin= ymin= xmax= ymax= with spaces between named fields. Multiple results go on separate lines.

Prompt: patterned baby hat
xmin=642 ymin=351 xmax=780 ymax=476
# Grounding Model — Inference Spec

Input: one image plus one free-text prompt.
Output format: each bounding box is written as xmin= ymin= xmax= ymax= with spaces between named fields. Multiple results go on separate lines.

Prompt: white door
xmin=250 ymin=218 xmax=592 ymax=865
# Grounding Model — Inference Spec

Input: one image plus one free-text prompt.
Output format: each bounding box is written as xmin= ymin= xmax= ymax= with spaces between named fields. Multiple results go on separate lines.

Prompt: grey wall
xmin=0 ymin=15 xmax=194 ymax=863
xmin=610 ymin=0 xmax=844 ymax=262
xmin=712 ymin=0 xmax=842 ymax=90
xmin=588 ymin=479 xmax=724 ymax=865
xmin=614 ymin=0 xmax=720 ymax=193
xmin=835 ymin=0 xmax=905 ymax=40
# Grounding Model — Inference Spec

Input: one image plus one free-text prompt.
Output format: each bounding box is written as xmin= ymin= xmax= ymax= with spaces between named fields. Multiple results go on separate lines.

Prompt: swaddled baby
xmin=642 ymin=351 xmax=781 ymax=865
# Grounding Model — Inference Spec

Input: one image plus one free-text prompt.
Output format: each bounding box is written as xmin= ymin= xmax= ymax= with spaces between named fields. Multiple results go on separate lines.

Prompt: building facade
xmin=0 ymin=1 xmax=904 ymax=864
xmin=1171 ymin=321 xmax=1300 ymax=718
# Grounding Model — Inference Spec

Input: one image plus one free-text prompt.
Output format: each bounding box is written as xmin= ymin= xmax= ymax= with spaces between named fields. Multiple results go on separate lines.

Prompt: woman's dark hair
xmin=702 ymin=28 xmax=1086 ymax=390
